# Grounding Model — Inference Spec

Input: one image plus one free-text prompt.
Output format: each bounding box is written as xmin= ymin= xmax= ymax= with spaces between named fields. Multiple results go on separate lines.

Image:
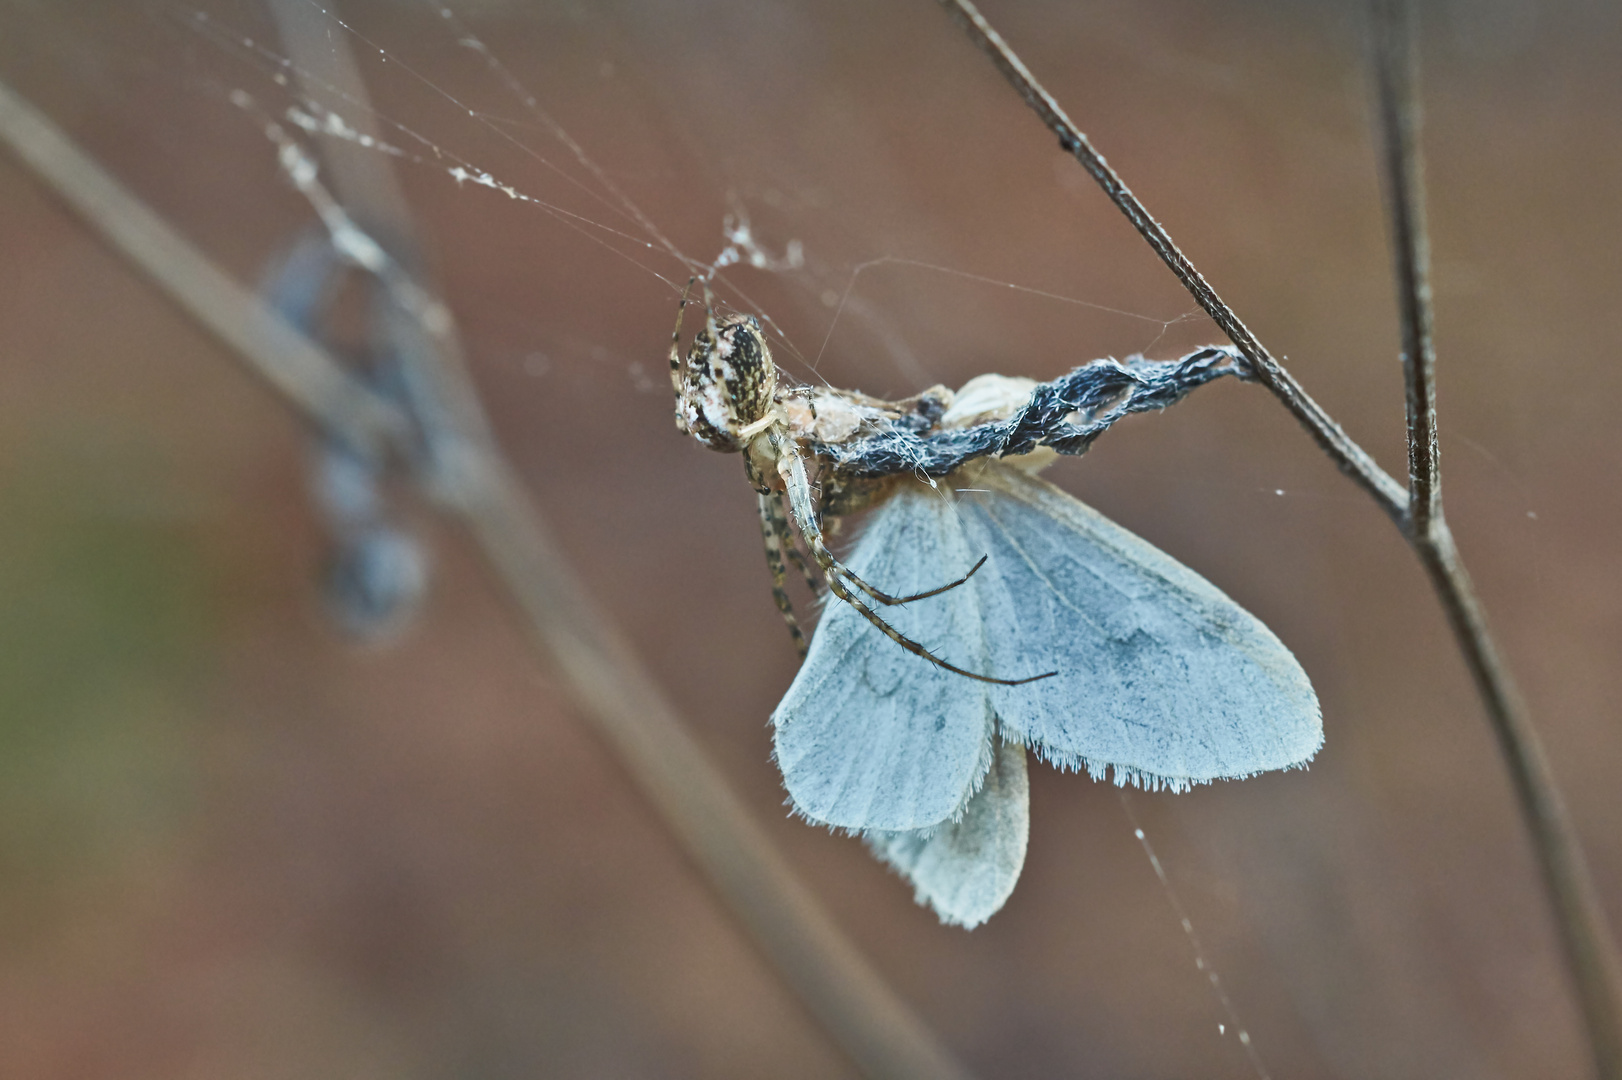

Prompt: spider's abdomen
xmin=678 ymin=314 xmax=777 ymax=452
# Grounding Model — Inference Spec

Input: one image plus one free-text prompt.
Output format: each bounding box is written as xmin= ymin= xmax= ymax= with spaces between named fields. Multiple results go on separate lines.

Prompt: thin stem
xmin=1370 ymin=0 xmax=1440 ymax=534
xmin=448 ymin=457 xmax=976 ymax=1080
xmin=937 ymin=0 xmax=1407 ymax=522
xmin=0 ymin=64 xmax=972 ymax=1080
xmin=937 ymin=1 xmax=1622 ymax=1074
xmin=1371 ymin=3 xmax=1622 ymax=1075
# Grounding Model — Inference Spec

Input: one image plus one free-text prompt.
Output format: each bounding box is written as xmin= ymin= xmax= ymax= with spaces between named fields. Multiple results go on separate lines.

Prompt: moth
xmin=670 ymin=281 xmax=1322 ymax=927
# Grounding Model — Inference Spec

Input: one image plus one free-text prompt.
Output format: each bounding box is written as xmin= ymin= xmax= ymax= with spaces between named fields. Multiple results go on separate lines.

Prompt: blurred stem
xmin=0 ymin=80 xmax=407 ymax=457
xmin=939 ymin=0 xmax=1622 ymax=1075
xmin=0 ymin=28 xmax=972 ymax=1080
xmin=266 ymin=5 xmax=972 ymax=1075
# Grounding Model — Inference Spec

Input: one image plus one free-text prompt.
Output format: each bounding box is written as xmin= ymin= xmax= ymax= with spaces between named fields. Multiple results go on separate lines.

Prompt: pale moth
xmin=670 ymin=280 xmax=1322 ymax=927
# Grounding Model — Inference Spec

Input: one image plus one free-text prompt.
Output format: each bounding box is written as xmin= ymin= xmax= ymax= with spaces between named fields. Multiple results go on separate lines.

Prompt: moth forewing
xmin=961 ymin=463 xmax=1322 ymax=787
xmin=771 ymin=484 xmax=997 ymax=832
xmin=774 ymin=459 xmax=1321 ymax=842
xmin=866 ymin=735 xmax=1030 ymax=929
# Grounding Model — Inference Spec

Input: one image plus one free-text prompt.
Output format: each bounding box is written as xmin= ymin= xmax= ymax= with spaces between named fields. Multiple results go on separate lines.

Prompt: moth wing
xmin=958 ymin=463 xmax=1321 ymax=787
xmin=866 ymin=734 xmax=1029 ymax=929
xmin=772 ymin=484 xmax=995 ymax=832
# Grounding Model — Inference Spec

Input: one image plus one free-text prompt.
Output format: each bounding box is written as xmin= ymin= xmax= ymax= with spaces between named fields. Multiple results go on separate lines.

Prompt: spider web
xmin=174 ymin=0 xmax=1209 ymax=401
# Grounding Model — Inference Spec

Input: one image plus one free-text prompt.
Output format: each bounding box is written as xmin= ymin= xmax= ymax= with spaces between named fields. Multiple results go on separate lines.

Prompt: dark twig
xmin=939 ymin=0 xmax=1622 ymax=1073
xmin=1412 ymin=532 xmax=1622 ymax=1080
xmin=0 ymin=26 xmax=971 ymax=1080
xmin=814 ymin=346 xmax=1249 ymax=478
xmin=1371 ymin=3 xmax=1622 ymax=1076
xmin=937 ymin=0 xmax=1407 ymax=522
xmin=1370 ymin=0 xmax=1440 ymax=533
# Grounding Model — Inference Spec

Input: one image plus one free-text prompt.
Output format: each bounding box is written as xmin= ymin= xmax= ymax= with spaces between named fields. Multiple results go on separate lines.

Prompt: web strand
xmin=1120 ymin=793 xmax=1271 ymax=1080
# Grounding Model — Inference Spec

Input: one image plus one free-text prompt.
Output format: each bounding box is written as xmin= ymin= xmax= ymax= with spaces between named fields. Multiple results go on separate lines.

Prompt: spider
xmin=667 ymin=276 xmax=1050 ymax=687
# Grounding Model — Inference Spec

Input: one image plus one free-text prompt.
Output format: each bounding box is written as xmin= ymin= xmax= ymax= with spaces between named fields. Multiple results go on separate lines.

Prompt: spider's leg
xmin=765 ymin=490 xmax=820 ymax=595
xmin=820 ymin=544 xmax=1051 ymax=687
xmin=776 ymin=443 xmax=1053 ymax=686
xmin=668 ymin=275 xmax=697 ymax=392
xmin=701 ymin=278 xmax=722 ymax=344
xmin=770 ymin=438 xmax=984 ymax=607
xmin=864 ymin=552 xmax=989 ymax=606
xmin=757 ymin=492 xmax=808 ymax=657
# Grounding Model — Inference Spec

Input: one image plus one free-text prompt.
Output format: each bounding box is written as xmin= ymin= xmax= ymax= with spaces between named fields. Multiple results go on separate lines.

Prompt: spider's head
xmin=675 ymin=313 xmax=778 ymax=453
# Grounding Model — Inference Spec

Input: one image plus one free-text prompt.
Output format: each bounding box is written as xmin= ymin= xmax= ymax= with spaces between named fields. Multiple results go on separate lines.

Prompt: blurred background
xmin=1 ymin=0 xmax=1619 ymax=1076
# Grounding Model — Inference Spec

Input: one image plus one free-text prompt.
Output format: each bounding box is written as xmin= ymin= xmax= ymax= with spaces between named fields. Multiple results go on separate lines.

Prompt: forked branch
xmin=936 ymin=0 xmax=1622 ymax=1075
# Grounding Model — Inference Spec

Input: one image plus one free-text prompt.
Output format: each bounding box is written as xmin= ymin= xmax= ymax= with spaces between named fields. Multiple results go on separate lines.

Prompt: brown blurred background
xmin=2 ymin=0 xmax=1620 ymax=1076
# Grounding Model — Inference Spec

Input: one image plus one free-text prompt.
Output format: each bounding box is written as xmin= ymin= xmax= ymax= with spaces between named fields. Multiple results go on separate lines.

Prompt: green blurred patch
xmin=0 ymin=431 xmax=217 ymax=939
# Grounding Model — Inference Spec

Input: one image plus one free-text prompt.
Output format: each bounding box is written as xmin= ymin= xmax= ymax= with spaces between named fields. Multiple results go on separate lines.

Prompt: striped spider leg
xmin=771 ymin=433 xmax=1049 ymax=686
xmin=667 ymin=278 xmax=1046 ymax=686
xmin=757 ymin=469 xmax=985 ymax=662
xmin=762 ymin=489 xmax=819 ymax=597
xmin=757 ymin=489 xmax=813 ymax=657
